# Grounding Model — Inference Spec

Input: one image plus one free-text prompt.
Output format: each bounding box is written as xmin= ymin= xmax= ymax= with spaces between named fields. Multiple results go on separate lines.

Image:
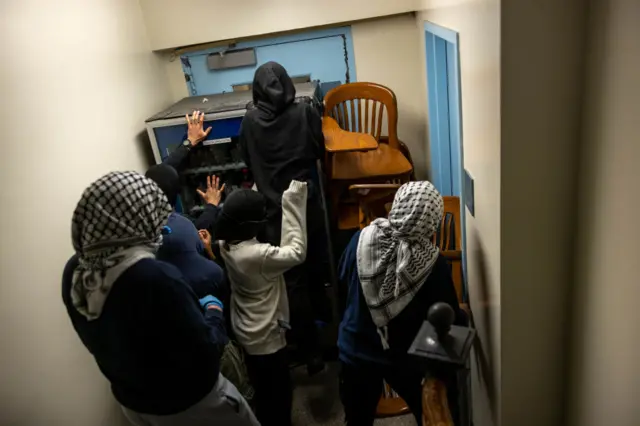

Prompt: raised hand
xmin=196 ymin=175 xmax=226 ymax=206
xmin=186 ymin=110 xmax=212 ymax=146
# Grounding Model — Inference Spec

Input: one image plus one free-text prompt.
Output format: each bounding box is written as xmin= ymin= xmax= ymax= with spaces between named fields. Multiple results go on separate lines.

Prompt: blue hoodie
xmin=157 ymin=213 xmax=225 ymax=299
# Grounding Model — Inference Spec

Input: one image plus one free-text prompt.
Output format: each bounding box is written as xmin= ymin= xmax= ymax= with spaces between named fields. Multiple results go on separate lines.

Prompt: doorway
xmin=424 ymin=21 xmax=467 ymax=291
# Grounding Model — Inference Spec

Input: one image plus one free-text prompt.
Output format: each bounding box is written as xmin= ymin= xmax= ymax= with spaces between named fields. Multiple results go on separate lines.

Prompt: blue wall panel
xmin=181 ymin=27 xmax=356 ymax=96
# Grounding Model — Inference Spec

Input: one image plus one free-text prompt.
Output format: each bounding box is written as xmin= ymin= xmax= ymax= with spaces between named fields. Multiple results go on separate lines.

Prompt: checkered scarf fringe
xmin=356 ymin=181 xmax=443 ymax=337
xmin=70 ymin=171 xmax=172 ymax=320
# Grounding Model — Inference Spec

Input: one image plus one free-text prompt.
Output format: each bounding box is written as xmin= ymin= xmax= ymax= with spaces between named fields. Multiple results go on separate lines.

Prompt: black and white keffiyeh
xmin=357 ymin=181 xmax=444 ymax=333
xmin=70 ymin=171 xmax=172 ymax=320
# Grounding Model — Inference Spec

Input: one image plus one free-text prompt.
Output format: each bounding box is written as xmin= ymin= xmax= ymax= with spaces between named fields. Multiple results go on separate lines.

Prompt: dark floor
xmin=291 ymin=362 xmax=417 ymax=426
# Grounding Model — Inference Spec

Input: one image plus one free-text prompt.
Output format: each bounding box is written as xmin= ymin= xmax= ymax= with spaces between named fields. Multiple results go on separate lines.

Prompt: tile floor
xmin=291 ymin=362 xmax=417 ymax=426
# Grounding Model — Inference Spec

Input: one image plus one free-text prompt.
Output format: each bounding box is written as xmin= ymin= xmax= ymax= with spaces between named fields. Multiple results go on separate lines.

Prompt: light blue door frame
xmin=424 ymin=21 xmax=468 ymax=296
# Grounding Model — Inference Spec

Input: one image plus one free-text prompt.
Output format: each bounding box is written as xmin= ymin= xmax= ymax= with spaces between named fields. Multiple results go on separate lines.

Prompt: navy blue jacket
xmin=62 ymin=256 xmax=228 ymax=415
xmin=338 ymin=231 xmax=463 ymax=366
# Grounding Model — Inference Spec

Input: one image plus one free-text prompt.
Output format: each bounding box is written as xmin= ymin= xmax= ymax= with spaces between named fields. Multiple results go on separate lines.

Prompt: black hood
xmin=252 ymin=62 xmax=296 ymax=120
xmin=145 ymin=164 xmax=179 ymax=207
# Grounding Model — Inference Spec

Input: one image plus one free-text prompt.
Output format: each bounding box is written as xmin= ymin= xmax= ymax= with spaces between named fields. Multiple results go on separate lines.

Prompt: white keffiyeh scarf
xmin=70 ymin=171 xmax=172 ymax=320
xmin=356 ymin=181 xmax=444 ymax=335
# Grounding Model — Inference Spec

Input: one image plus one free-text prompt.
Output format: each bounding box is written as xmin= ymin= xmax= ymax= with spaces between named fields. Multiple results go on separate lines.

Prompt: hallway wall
xmin=569 ymin=0 xmax=640 ymax=425
xmin=415 ymin=1 xmax=501 ymax=424
xmin=500 ymin=0 xmax=587 ymax=425
xmin=351 ymin=14 xmax=428 ymax=179
xmin=0 ymin=1 xmax=172 ymax=425
xmin=139 ymin=0 xmax=420 ymax=50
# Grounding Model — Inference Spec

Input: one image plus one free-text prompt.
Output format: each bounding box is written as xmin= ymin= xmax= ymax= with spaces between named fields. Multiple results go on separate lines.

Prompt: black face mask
xmin=217 ymin=212 xmax=266 ymax=243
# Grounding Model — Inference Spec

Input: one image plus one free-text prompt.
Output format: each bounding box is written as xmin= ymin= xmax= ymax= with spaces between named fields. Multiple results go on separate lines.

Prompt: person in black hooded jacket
xmin=239 ymin=62 xmax=328 ymax=375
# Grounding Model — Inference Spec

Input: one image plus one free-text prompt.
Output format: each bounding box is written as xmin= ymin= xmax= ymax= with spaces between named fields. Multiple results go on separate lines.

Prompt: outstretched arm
xmin=157 ymin=276 xmax=228 ymax=365
xmin=194 ymin=175 xmax=225 ymax=235
xmin=261 ymin=181 xmax=308 ymax=278
xmin=164 ymin=110 xmax=212 ymax=172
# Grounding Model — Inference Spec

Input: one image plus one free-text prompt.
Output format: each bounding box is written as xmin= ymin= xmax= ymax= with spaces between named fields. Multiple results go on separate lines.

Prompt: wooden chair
xmin=322 ymin=83 xmax=413 ymax=229
xmin=435 ymin=196 xmax=464 ymax=303
xmin=350 ymin=188 xmax=465 ymax=423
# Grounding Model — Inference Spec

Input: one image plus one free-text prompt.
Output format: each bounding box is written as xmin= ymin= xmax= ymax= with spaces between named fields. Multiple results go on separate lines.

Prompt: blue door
xmin=425 ymin=22 xmax=467 ymax=292
xmin=425 ymin=23 xmax=463 ymax=198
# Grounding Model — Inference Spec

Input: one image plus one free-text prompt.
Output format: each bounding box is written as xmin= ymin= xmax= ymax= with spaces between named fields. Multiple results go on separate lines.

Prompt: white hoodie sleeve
xmin=261 ymin=180 xmax=308 ymax=279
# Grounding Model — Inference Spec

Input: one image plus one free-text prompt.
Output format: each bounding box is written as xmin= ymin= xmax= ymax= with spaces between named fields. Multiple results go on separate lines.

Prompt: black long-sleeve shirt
xmin=239 ymin=63 xmax=325 ymax=225
xmin=62 ymin=256 xmax=228 ymax=415
xmin=163 ymin=143 xmax=221 ymax=236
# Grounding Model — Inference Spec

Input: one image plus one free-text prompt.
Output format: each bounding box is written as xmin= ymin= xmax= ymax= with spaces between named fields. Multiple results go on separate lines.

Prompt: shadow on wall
xmin=135 ymin=129 xmax=157 ymax=170
xmin=470 ymin=232 xmax=498 ymax=424
xmin=398 ymin=105 xmax=428 ymax=180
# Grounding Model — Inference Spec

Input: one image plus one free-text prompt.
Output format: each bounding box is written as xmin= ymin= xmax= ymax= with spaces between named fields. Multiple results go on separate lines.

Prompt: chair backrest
xmin=433 ymin=196 xmax=464 ymax=303
xmin=324 ymin=82 xmax=399 ymax=150
xmin=349 ymin=184 xmax=401 ymax=229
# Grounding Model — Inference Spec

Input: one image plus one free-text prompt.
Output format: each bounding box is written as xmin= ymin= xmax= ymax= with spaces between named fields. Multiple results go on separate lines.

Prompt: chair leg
xmin=376 ymin=381 xmax=411 ymax=418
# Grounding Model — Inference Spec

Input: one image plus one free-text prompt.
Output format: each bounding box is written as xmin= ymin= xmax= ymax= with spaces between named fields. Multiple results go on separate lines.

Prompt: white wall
xmin=416 ymin=1 xmax=501 ymax=424
xmin=569 ymin=0 xmax=640 ymax=425
xmin=350 ymin=14 xmax=428 ymax=179
xmin=139 ymin=0 xmax=421 ymax=50
xmin=0 ymin=1 xmax=171 ymax=425
xmin=500 ymin=0 xmax=586 ymax=425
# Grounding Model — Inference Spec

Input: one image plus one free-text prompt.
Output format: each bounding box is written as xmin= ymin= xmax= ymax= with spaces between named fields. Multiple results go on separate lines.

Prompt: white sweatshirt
xmin=220 ymin=180 xmax=308 ymax=355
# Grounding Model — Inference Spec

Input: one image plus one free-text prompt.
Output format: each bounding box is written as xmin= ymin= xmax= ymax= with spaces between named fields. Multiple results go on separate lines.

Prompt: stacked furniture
xmin=321 ymin=82 xmax=414 ymax=230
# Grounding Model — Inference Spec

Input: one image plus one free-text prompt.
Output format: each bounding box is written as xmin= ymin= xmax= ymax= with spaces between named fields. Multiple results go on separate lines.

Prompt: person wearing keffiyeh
xmin=61 ymin=171 xmax=259 ymax=426
xmin=337 ymin=181 xmax=464 ymax=425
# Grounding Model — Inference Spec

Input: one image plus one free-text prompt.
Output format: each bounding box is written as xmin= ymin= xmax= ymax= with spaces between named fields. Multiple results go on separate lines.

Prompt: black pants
xmin=340 ymin=361 xmax=461 ymax=426
xmin=339 ymin=361 xmax=423 ymax=426
xmin=245 ymin=349 xmax=292 ymax=426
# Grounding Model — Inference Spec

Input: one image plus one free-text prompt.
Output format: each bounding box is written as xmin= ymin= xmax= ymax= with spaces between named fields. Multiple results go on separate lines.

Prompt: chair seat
xmin=331 ymin=143 xmax=413 ymax=180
